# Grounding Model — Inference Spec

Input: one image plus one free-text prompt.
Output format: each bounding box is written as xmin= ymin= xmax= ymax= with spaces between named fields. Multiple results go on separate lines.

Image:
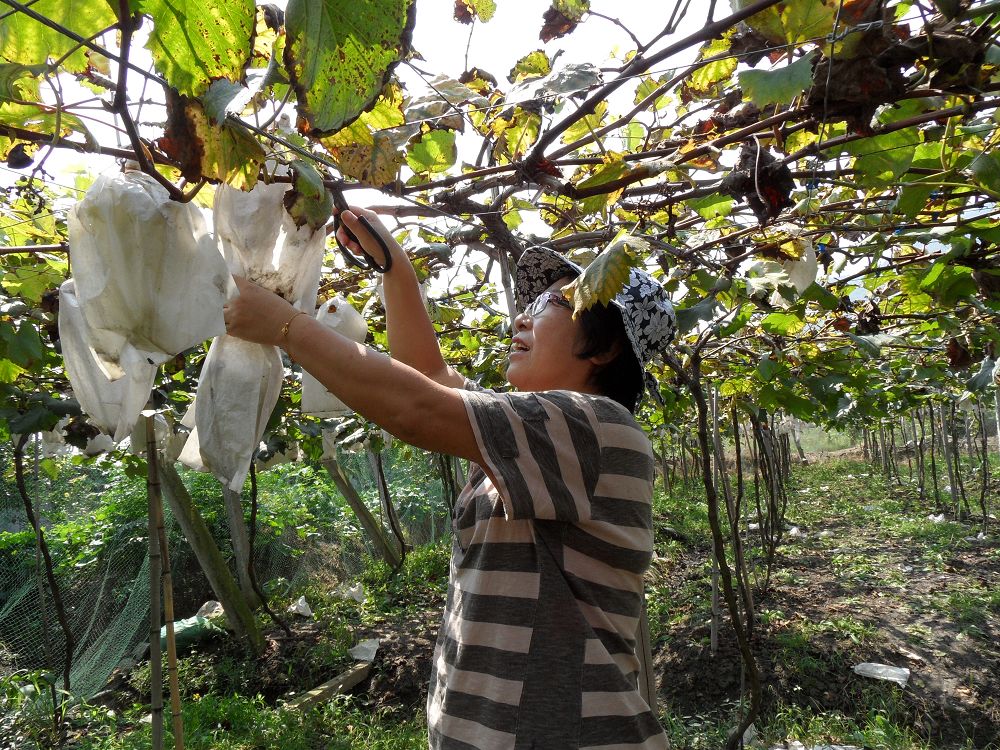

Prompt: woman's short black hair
xmin=574 ymin=302 xmax=644 ymax=413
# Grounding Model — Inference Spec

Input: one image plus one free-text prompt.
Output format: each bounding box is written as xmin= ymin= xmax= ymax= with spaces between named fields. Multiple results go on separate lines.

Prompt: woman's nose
xmin=513 ymin=312 xmax=531 ymax=331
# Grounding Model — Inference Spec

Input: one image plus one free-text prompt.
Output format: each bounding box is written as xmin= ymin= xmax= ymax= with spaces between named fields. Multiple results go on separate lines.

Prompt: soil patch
xmin=653 ymin=520 xmax=1000 ymax=748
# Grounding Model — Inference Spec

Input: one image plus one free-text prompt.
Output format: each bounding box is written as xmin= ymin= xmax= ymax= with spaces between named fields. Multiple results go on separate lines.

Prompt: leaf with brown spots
xmin=284 ymin=0 xmax=417 ymax=135
xmin=158 ymin=90 xmax=265 ymax=188
xmin=540 ymin=0 xmax=589 ymax=42
xmin=137 ymin=0 xmax=256 ymax=98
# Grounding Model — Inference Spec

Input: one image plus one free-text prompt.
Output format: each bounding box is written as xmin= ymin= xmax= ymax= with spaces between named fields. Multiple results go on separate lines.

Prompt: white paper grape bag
xmin=301 ymin=297 xmax=368 ymax=417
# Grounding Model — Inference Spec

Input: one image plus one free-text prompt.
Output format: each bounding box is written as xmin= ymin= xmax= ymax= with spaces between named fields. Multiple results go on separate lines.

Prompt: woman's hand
xmin=223 ymin=276 xmax=300 ymax=346
xmin=333 ymin=205 xmax=402 ymax=270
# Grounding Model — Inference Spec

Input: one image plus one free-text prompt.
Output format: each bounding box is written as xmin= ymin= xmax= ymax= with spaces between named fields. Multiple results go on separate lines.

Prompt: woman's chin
xmin=505 ymin=359 xmax=528 ymax=390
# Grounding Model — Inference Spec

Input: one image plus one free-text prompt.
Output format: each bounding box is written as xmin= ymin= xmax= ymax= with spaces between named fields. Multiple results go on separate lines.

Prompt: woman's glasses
xmin=523 ymin=291 xmax=573 ymax=318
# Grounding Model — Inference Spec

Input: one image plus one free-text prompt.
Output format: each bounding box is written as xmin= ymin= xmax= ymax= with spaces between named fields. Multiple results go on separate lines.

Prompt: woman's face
xmin=506 ymin=276 xmax=597 ymax=394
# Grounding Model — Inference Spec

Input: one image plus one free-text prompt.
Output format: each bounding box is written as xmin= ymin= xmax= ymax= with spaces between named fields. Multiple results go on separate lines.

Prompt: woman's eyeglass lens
xmin=524 ymin=291 xmax=573 ymax=317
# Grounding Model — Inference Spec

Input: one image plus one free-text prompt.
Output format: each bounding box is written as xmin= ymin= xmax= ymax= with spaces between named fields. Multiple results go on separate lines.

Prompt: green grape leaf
xmin=284 ymin=0 xmax=416 ymax=135
xmin=0 ymin=0 xmax=116 ymax=74
xmin=0 ymin=63 xmax=48 ymax=101
xmin=202 ymin=79 xmax=252 ymax=124
xmin=564 ymin=236 xmax=640 ymax=317
xmin=509 ymin=50 xmax=551 ymax=84
xmin=965 ymin=356 xmax=995 ymax=392
xmin=757 ymin=354 xmax=782 ymax=382
xmin=676 ymin=296 xmax=724 ymax=334
xmin=847 ymin=332 xmax=889 ymax=358
xmin=894 ymin=182 xmax=936 ymax=218
xmin=845 ymin=128 xmax=919 ymax=187
xmin=760 ymin=311 xmax=805 ymax=335
xmin=739 ymin=52 xmax=816 ymax=107
xmin=799 ymin=282 xmax=840 ymax=311
xmin=137 ymin=0 xmax=255 ymax=98
xmin=0 ymin=321 xmax=44 ymax=370
xmin=283 ymin=160 xmax=333 ymax=231
xmin=970 ymin=151 xmax=1000 ymax=193
xmin=406 ymin=129 xmax=457 ymax=175
xmin=687 ymin=194 xmax=734 ymax=219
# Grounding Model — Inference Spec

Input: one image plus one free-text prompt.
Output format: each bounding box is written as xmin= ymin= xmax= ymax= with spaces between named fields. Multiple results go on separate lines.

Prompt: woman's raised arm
xmin=337 ymin=207 xmax=466 ymax=389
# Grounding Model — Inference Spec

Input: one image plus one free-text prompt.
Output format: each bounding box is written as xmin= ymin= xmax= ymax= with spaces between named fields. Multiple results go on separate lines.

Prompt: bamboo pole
xmin=147 ymin=417 xmax=184 ymax=749
xmin=146 ymin=420 xmax=164 ymax=750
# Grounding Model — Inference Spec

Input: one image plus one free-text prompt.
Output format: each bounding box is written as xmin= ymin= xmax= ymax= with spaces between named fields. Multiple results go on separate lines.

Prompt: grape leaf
xmin=285 ymin=0 xmax=416 ymax=135
xmin=158 ymin=93 xmax=265 ymax=188
xmin=509 ymin=50 xmax=551 ymax=84
xmin=138 ymin=0 xmax=255 ymax=98
xmin=284 ymin=160 xmax=333 ymax=231
xmin=760 ymin=311 xmax=805 ymax=335
xmin=540 ymin=0 xmax=590 ymax=42
xmin=321 ymin=88 xmax=413 ymax=185
xmin=455 ymin=0 xmax=496 ymax=23
xmin=564 ymin=235 xmax=640 ymax=317
xmin=731 ymin=0 xmax=837 ymax=44
xmin=406 ymin=129 xmax=457 ymax=175
xmin=739 ymin=52 xmax=816 ymax=107
xmin=0 ymin=0 xmax=115 ymax=74
xmin=0 ymin=63 xmax=48 ymax=101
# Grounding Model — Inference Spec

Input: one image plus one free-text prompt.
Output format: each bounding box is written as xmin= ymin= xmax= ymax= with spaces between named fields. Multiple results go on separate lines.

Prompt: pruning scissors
xmin=330 ymin=185 xmax=393 ymax=274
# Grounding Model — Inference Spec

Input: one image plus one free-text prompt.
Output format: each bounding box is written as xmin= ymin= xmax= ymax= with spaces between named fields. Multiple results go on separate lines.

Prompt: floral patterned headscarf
xmin=515 ymin=244 xmax=677 ymax=398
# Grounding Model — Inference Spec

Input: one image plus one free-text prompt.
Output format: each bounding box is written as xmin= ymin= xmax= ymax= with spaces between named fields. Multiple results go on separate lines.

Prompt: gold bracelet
xmin=280 ymin=310 xmax=308 ymax=340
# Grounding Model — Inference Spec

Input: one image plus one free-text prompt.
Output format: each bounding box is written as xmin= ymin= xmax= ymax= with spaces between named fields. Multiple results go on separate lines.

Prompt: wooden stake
xmin=148 ymin=416 xmax=185 ymax=749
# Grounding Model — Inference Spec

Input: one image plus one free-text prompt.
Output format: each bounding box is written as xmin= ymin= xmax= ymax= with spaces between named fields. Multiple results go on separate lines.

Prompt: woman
xmin=224 ymin=205 xmax=675 ymax=749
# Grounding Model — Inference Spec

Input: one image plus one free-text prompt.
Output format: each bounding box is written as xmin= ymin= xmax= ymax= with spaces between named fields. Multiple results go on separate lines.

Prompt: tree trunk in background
xmin=948 ymin=402 xmax=969 ymax=517
xmin=913 ymin=412 xmax=926 ymax=506
xmin=368 ymin=449 xmax=407 ymax=563
xmin=159 ymin=463 xmax=264 ymax=655
xmin=222 ymin=486 xmax=262 ymax=610
xmin=928 ymin=405 xmax=941 ymax=509
xmin=976 ymin=400 xmax=990 ymax=528
xmin=939 ymin=403 xmax=959 ymax=515
xmin=321 ymin=455 xmax=402 ymax=569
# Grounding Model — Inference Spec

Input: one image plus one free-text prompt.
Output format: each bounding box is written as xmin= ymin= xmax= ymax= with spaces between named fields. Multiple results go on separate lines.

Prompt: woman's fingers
xmin=340 ymin=208 xmax=389 ymax=267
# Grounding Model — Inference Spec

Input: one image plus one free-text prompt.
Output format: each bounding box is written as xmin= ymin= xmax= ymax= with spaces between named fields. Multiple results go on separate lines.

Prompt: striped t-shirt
xmin=427 ymin=387 xmax=668 ymax=750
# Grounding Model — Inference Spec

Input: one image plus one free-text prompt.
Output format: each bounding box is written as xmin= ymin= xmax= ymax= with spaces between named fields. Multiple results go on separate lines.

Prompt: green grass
xmin=70 ymin=694 xmax=425 ymax=750
xmin=762 ymin=700 xmax=932 ymax=750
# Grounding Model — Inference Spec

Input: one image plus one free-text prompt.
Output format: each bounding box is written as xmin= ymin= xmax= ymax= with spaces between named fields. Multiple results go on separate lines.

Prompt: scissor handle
xmin=331 ymin=190 xmax=393 ymax=273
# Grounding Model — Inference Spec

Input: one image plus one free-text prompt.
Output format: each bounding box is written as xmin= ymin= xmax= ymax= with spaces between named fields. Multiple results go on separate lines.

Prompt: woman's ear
xmin=587 ymin=339 xmax=622 ymax=367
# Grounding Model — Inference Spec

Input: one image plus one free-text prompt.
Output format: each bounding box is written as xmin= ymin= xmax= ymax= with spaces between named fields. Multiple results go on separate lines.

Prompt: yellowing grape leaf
xmin=158 ymin=94 xmax=265 ymax=188
xmin=321 ymin=88 xmax=413 ymax=185
xmin=509 ymin=50 xmax=551 ymax=84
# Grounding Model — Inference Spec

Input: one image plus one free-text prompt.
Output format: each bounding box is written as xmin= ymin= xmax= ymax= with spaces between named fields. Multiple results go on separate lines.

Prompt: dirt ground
xmin=653 ymin=527 xmax=999 ymax=748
